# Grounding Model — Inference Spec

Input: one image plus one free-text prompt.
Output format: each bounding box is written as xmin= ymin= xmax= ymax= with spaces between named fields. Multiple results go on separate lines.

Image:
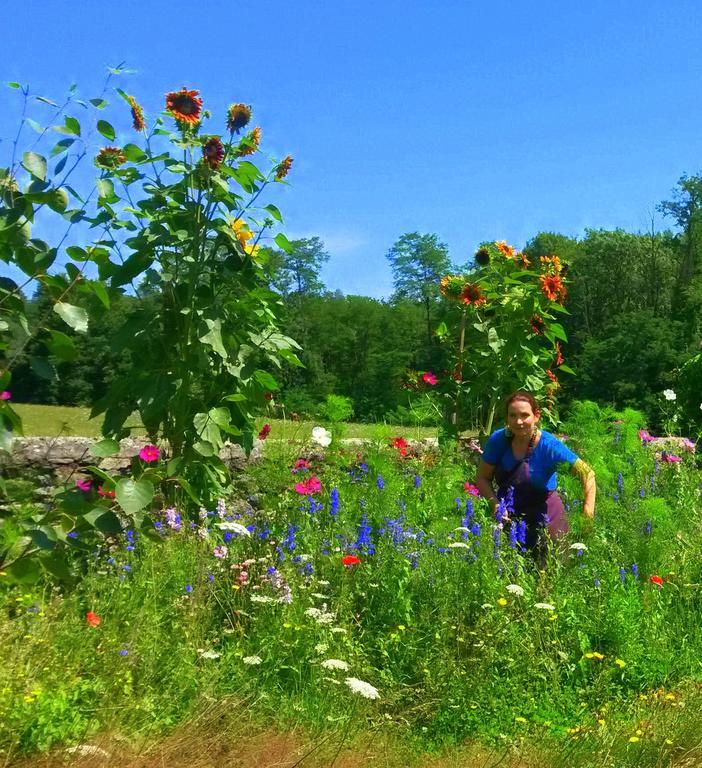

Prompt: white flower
xmin=506 ymin=584 xmax=524 ymax=597
xmin=216 ymin=521 xmax=251 ymax=536
xmin=663 ymin=389 xmax=677 ymax=401
xmin=318 ymin=580 xmax=330 ymax=586
xmin=311 ymin=426 xmax=332 ymax=447
xmin=311 ymin=592 xmax=329 ymax=599
xmin=304 ymin=607 xmax=335 ymax=625
xmin=448 ymin=542 xmax=470 ymax=549
xmin=481 ymin=603 xmax=493 ymax=609
xmin=321 ymin=658 xmax=350 ymax=671
xmin=314 ymin=643 xmax=329 ymax=654
xmin=345 ymin=677 xmax=380 ymax=700
xmin=65 ymin=746 xmax=110 ymax=758
xmin=454 ymin=526 xmax=471 ymax=533
xmin=569 ymin=542 xmax=588 ymax=552
xmin=534 ymin=602 xmax=555 ymax=611
xmin=330 ymin=627 xmax=347 ymax=634
xmin=250 ymin=595 xmax=278 ymax=604
xmin=242 ymin=655 xmax=262 ymax=665
xmin=323 ymin=676 xmax=341 ymax=685
xmin=198 ymin=649 xmax=221 ymax=660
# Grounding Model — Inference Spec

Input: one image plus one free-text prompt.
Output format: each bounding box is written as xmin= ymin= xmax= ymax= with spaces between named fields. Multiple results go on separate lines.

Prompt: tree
xmin=267 ymin=237 xmax=330 ymax=299
xmin=385 ymin=232 xmax=450 ymax=360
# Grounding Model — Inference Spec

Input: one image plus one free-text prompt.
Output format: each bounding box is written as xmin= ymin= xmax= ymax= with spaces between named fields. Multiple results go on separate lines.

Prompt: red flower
xmin=86 ymin=611 xmax=101 ymax=628
xmin=649 ymin=575 xmax=664 ymax=587
xmin=292 ymin=458 xmax=311 ymax=473
xmin=75 ymin=478 xmax=92 ymax=493
xmin=202 ymin=137 xmax=225 ymax=170
xmin=422 ymin=372 xmax=437 ymax=386
xmin=555 ymin=342 xmax=564 ymax=367
xmin=1 ymin=391 xmax=11 ymax=401
xmin=391 ymin=436 xmax=409 ymax=457
xmin=540 ymin=274 xmax=567 ymax=303
xmin=342 ymin=555 xmax=361 ymax=567
xmin=165 ymin=88 xmax=203 ymax=125
xmin=139 ymin=444 xmax=160 ymax=463
xmin=128 ymin=95 xmax=145 ymax=131
xmin=275 ymin=154 xmax=293 ymax=180
xmin=464 ymin=482 xmax=480 ymax=496
xmin=258 ymin=423 xmax=271 ymax=440
xmin=97 ymin=485 xmax=116 ymax=499
xmin=294 ymin=476 xmax=322 ymax=495
xmin=530 ymin=315 xmax=544 ymax=336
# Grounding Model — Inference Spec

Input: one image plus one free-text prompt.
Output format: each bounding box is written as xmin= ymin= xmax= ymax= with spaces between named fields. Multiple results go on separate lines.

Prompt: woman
xmin=474 ymin=391 xmax=595 ymax=551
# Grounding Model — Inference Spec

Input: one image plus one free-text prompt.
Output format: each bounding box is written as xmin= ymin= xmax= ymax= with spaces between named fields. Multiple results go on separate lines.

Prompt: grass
xmin=12 ymin=403 xmax=438 ymax=442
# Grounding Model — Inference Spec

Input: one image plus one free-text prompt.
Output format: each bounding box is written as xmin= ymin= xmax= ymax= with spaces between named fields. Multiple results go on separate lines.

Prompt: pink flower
xmin=661 ymin=452 xmax=681 ymax=463
xmin=0 ymin=391 xmax=10 ymax=401
xmin=76 ymin=478 xmax=92 ymax=493
xmin=258 ymin=423 xmax=271 ymax=440
xmin=139 ymin=444 xmax=160 ymax=462
xmin=463 ymin=482 xmax=480 ymax=496
xmin=292 ymin=458 xmax=311 ymax=473
xmin=213 ymin=545 xmax=229 ymax=559
xmin=294 ymin=475 xmax=322 ymax=495
xmin=422 ymin=372 xmax=437 ymax=386
xmin=639 ymin=429 xmax=655 ymax=444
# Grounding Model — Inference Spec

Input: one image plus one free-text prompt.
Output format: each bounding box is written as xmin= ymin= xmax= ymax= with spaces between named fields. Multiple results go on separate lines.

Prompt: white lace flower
xmin=198 ymin=649 xmax=221 ymax=659
xmin=448 ymin=542 xmax=470 ymax=549
xmin=318 ymin=580 xmax=330 ymax=586
xmin=321 ymin=658 xmax=350 ymax=671
xmin=65 ymin=746 xmax=110 ymax=758
xmin=569 ymin=542 xmax=588 ymax=552
xmin=454 ymin=526 xmax=471 ymax=533
xmin=216 ymin=521 xmax=251 ymax=536
xmin=330 ymin=627 xmax=347 ymax=634
xmin=506 ymin=584 xmax=524 ymax=596
xmin=250 ymin=595 xmax=278 ymax=604
xmin=345 ymin=677 xmax=380 ymax=699
xmin=304 ymin=607 xmax=335 ymax=625
xmin=314 ymin=643 xmax=329 ymax=654
xmin=311 ymin=426 xmax=332 ymax=447
xmin=534 ymin=602 xmax=556 ymax=611
xmin=663 ymin=389 xmax=677 ymax=401
xmin=242 ymin=655 xmax=262 ymax=665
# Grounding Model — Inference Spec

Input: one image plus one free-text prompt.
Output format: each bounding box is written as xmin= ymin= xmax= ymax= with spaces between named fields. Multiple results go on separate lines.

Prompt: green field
xmin=12 ymin=403 xmax=437 ymax=442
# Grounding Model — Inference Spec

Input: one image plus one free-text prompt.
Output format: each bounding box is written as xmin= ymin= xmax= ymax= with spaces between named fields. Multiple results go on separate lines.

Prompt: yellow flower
xmin=598 ymin=719 xmax=606 ymax=726
xmin=615 ymin=658 xmax=626 ymax=668
xmin=665 ymin=693 xmax=676 ymax=701
xmin=584 ymin=652 xmax=594 ymax=659
xmin=397 ymin=624 xmax=406 ymax=631
xmin=230 ymin=218 xmax=253 ymax=248
xmin=515 ymin=716 xmax=527 ymax=723
xmin=629 ymin=736 xmax=640 ymax=743
xmin=665 ymin=739 xmax=673 ymax=745
xmin=497 ymin=598 xmax=508 ymax=607
xmin=593 ymin=652 xmax=604 ymax=660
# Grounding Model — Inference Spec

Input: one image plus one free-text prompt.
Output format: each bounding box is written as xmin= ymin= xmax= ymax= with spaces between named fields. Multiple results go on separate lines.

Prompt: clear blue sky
xmin=3 ymin=0 xmax=702 ymax=298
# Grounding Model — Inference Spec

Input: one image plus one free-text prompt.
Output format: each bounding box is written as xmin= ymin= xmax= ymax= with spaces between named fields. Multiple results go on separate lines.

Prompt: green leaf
xmin=559 ymin=363 xmax=576 ymax=375
xmin=51 ymin=138 xmax=74 ymax=157
xmin=264 ymin=204 xmax=283 ymax=223
xmin=274 ymin=232 xmax=294 ymax=254
xmin=8 ymin=81 xmax=21 ymax=89
xmin=90 ymin=438 xmax=120 ymax=458
xmin=89 ymin=98 xmax=108 ymax=109
xmin=28 ymin=526 xmax=57 ymax=550
xmin=253 ymin=370 xmax=278 ymax=390
xmin=55 ymin=116 xmax=80 ymax=136
xmin=548 ymin=322 xmax=568 ymax=342
xmin=487 ymin=327 xmax=505 ymax=353
xmin=84 ymin=507 xmax=123 ymax=534
xmin=97 ymin=120 xmax=116 ymax=140
xmin=6 ymin=556 xmax=41 ymax=584
xmin=30 ymin=355 xmax=57 ymax=381
xmin=22 ymin=151 xmax=47 ymax=181
xmin=41 ymin=551 xmax=73 ymax=582
xmin=199 ymin=318 xmax=228 ymax=359
xmin=66 ymin=245 xmax=88 ymax=260
xmin=46 ymin=187 xmax=69 ymax=213
xmin=122 ymin=143 xmax=148 ymax=162
xmin=0 ymin=429 xmax=15 ymax=453
xmin=174 ymin=475 xmax=201 ymax=505
xmin=116 ymin=478 xmax=154 ymax=515
xmin=46 ymin=330 xmax=76 ymax=362
xmin=35 ymin=95 xmax=58 ymax=106
xmin=88 ymin=280 xmax=110 ymax=309
xmin=53 ymin=301 xmax=89 ymax=333
xmin=25 ymin=118 xmax=42 ymax=133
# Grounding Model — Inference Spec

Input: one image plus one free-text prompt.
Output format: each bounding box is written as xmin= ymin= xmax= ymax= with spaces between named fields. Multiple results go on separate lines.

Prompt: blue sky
xmin=3 ymin=0 xmax=702 ymax=298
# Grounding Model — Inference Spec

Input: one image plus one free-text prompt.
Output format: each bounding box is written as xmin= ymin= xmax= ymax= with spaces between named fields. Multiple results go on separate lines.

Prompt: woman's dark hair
xmin=505 ymin=390 xmax=540 ymax=416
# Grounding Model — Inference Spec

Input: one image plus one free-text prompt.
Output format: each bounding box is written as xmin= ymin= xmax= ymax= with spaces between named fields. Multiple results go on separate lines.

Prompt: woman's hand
xmin=573 ymin=459 xmax=596 ymax=523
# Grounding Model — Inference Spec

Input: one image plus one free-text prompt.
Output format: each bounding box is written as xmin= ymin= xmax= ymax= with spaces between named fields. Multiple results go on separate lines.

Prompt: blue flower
xmin=67 ymin=531 xmax=78 ymax=539
xmin=185 ymin=584 xmax=193 ymax=593
xmin=377 ymin=475 xmax=385 ymax=490
xmin=223 ymin=532 xmax=233 ymax=543
xmin=619 ymin=566 xmax=627 ymax=583
xmin=119 ymin=649 xmax=129 ymax=657
xmin=413 ymin=475 xmax=422 ymax=489
xmin=631 ymin=563 xmax=639 ymax=580
xmin=330 ymin=487 xmax=339 ymax=518
xmin=122 ymin=564 xmax=132 ymax=573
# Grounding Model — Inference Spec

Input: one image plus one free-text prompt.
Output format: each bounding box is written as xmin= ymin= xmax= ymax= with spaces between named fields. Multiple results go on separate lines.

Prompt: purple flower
xmin=213 ymin=545 xmax=228 ymax=559
xmin=330 ymin=487 xmax=339 ymax=518
xmin=119 ymin=649 xmax=129 ymax=657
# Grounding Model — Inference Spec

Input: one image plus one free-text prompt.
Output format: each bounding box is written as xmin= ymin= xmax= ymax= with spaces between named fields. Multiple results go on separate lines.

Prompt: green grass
xmin=12 ymin=403 xmax=437 ymax=441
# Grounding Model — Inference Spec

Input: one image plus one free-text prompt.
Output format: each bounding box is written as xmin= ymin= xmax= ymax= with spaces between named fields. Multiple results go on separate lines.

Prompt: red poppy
xmin=342 ymin=555 xmax=361 ymax=567
xmin=258 ymin=423 xmax=271 ymax=440
xmin=649 ymin=575 xmax=664 ymax=587
xmin=86 ymin=611 xmax=102 ymax=628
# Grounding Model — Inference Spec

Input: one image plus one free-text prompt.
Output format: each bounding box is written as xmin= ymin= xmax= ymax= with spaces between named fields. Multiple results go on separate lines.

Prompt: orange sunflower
xmin=540 ymin=274 xmax=567 ymax=303
xmin=439 ymin=275 xmax=464 ymax=301
xmin=515 ymin=251 xmax=531 ymax=268
xmin=495 ymin=240 xmax=515 ymax=258
xmin=128 ymin=96 xmax=145 ymax=131
xmin=530 ymin=315 xmax=544 ymax=336
xmin=238 ymin=126 xmax=261 ymax=157
xmin=276 ymin=155 xmax=293 ymax=180
xmin=95 ymin=147 xmax=127 ymax=169
xmin=202 ymin=137 xmax=225 ymax=170
xmin=165 ymin=88 xmax=203 ymax=125
xmin=540 ymin=254 xmax=562 ymax=274
xmin=555 ymin=342 xmax=564 ymax=366
xmin=227 ymin=103 xmax=252 ymax=133
xmin=460 ymin=283 xmax=487 ymax=307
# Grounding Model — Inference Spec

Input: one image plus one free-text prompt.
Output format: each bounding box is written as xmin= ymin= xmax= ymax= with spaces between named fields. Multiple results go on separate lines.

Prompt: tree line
xmin=10 ymin=174 xmax=702 ymax=433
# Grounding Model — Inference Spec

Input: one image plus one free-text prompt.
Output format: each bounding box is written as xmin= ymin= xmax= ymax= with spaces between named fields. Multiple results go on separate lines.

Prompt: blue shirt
xmin=482 ymin=428 xmax=578 ymax=491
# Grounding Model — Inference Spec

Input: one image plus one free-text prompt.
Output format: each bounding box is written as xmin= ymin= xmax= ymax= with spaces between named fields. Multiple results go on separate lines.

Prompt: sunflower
xmin=238 ymin=126 xmax=261 ymax=157
xmin=202 ymin=137 xmax=225 ymax=170
xmin=165 ymin=88 xmax=203 ymax=125
xmin=530 ymin=315 xmax=544 ymax=336
xmin=495 ymin=240 xmax=515 ymax=258
xmin=128 ymin=96 xmax=145 ymax=131
xmin=439 ymin=274 xmax=464 ymax=301
xmin=515 ymin=251 xmax=531 ymax=268
xmin=555 ymin=341 xmax=564 ymax=366
xmin=460 ymin=282 xmax=487 ymax=307
xmin=540 ymin=254 xmax=562 ymax=274
xmin=540 ymin=274 xmax=567 ymax=303
xmin=275 ymin=154 xmax=293 ymax=180
xmin=474 ymin=247 xmax=490 ymax=266
xmin=95 ymin=147 xmax=127 ymax=170
xmin=227 ymin=103 xmax=252 ymax=133
xmin=230 ymin=218 xmax=254 ymax=248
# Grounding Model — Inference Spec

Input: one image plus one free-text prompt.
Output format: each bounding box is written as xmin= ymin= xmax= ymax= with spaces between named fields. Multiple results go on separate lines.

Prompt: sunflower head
xmin=230 ymin=218 xmax=254 ymax=248
xmin=460 ymin=282 xmax=487 ymax=307
xmin=515 ymin=251 xmax=531 ymax=269
xmin=202 ymin=137 xmax=225 ymax=170
xmin=474 ymin=247 xmax=490 ymax=266
xmin=275 ymin=155 xmax=293 ymax=180
xmin=495 ymin=240 xmax=515 ymax=258
xmin=539 ymin=254 xmax=562 ymax=275
xmin=540 ymin=274 xmax=567 ymax=303
xmin=439 ymin=275 xmax=464 ymax=301
xmin=165 ymin=88 xmax=203 ymax=125
xmin=238 ymin=126 xmax=261 ymax=157
xmin=127 ymin=96 xmax=145 ymax=131
xmin=95 ymin=147 xmax=127 ymax=170
xmin=227 ymin=103 xmax=252 ymax=133
xmin=530 ymin=314 xmax=544 ymax=336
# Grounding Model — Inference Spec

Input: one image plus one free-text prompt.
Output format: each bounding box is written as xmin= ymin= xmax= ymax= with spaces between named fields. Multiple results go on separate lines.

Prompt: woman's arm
xmin=572 ymin=459 xmax=596 ymax=518
xmin=475 ymin=460 xmax=499 ymax=515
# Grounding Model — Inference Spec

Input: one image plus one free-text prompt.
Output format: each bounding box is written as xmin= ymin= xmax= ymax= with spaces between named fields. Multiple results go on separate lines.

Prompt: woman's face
xmin=507 ymin=399 xmax=540 ymax=437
